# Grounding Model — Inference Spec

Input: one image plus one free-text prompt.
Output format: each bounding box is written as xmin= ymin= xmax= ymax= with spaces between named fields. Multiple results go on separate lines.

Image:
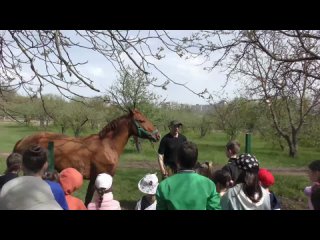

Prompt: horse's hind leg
xmin=85 ymin=165 xmax=97 ymax=206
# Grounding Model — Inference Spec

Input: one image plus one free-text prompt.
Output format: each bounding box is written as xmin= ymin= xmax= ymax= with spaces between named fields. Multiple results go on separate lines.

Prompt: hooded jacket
xmin=0 ymin=176 xmax=62 ymax=210
xmin=59 ymin=168 xmax=87 ymax=210
xmin=87 ymin=191 xmax=121 ymax=210
xmin=221 ymin=183 xmax=271 ymax=210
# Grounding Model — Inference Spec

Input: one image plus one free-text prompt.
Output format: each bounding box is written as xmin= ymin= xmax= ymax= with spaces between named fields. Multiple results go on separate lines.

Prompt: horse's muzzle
xmin=150 ymin=131 xmax=160 ymax=142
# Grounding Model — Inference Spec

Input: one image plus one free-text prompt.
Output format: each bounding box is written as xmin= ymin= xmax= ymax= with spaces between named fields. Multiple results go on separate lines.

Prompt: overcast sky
xmin=50 ymin=52 xmax=240 ymax=105
xmin=35 ymin=30 xmax=241 ymax=105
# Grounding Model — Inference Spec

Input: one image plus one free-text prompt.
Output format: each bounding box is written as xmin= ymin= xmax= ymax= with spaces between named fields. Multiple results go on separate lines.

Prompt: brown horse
xmin=13 ymin=109 xmax=160 ymax=205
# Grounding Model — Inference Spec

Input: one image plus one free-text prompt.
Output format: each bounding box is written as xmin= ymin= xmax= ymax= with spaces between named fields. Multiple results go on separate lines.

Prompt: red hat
xmin=258 ymin=168 xmax=275 ymax=187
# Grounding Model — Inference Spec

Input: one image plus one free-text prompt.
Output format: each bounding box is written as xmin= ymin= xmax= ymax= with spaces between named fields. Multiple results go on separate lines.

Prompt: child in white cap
xmin=87 ymin=173 xmax=121 ymax=210
xmin=135 ymin=173 xmax=158 ymax=210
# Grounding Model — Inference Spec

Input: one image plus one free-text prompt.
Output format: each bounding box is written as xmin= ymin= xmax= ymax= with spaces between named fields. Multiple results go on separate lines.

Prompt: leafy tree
xmin=85 ymin=97 xmax=109 ymax=131
xmin=0 ymin=30 xmax=212 ymax=116
xmin=107 ymin=67 xmax=161 ymax=151
xmin=176 ymin=30 xmax=320 ymax=157
xmin=107 ymin=67 xmax=160 ymax=111
xmin=66 ymin=101 xmax=90 ymax=136
xmin=198 ymin=113 xmax=214 ymax=138
xmin=299 ymin=111 xmax=320 ymax=148
xmin=49 ymin=97 xmax=70 ymax=133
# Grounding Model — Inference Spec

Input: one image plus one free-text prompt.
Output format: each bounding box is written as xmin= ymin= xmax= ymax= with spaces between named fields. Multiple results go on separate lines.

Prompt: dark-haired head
xmin=5 ymin=153 xmax=23 ymax=174
xmin=43 ymin=170 xmax=60 ymax=182
xmin=212 ymin=169 xmax=232 ymax=189
xmin=226 ymin=140 xmax=240 ymax=155
xmin=177 ymin=141 xmax=198 ymax=169
xmin=22 ymin=145 xmax=48 ymax=175
xmin=308 ymin=160 xmax=320 ymax=172
xmin=308 ymin=160 xmax=320 ymax=183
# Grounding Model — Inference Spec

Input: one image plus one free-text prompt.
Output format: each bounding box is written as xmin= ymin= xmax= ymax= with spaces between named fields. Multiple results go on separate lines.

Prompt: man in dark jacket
xmin=157 ymin=120 xmax=187 ymax=179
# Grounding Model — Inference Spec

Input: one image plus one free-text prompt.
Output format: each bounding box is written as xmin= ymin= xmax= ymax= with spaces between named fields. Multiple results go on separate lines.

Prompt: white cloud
xmin=88 ymin=67 xmax=104 ymax=78
xmin=13 ymin=31 xmax=241 ymax=104
xmin=145 ymin=51 xmax=241 ymax=104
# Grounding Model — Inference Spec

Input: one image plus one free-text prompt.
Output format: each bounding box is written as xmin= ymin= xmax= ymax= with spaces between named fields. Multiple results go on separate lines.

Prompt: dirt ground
xmin=119 ymin=160 xmax=308 ymax=176
xmin=0 ymin=152 xmax=308 ymax=176
xmin=1 ymin=152 xmax=308 ymax=175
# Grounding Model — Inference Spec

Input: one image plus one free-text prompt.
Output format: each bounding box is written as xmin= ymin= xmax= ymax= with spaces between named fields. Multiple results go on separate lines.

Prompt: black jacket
xmin=221 ymin=158 xmax=243 ymax=183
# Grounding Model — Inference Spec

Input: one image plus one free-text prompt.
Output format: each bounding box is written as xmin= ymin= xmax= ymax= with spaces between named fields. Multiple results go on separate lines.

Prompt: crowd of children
xmin=0 ymin=139 xmax=318 ymax=210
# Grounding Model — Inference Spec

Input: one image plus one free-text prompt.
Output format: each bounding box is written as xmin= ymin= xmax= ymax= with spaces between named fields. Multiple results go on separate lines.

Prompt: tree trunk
xmin=24 ymin=115 xmax=30 ymax=126
xmin=288 ymin=144 xmax=297 ymax=158
xmin=40 ymin=117 xmax=44 ymax=128
xmin=136 ymin=141 xmax=142 ymax=153
xmin=61 ymin=125 xmax=65 ymax=134
xmin=133 ymin=136 xmax=142 ymax=153
xmin=284 ymin=133 xmax=298 ymax=158
xmin=279 ymin=141 xmax=285 ymax=151
xmin=200 ymin=126 xmax=207 ymax=138
xmin=276 ymin=134 xmax=285 ymax=151
xmin=289 ymin=132 xmax=298 ymax=158
xmin=74 ymin=128 xmax=80 ymax=137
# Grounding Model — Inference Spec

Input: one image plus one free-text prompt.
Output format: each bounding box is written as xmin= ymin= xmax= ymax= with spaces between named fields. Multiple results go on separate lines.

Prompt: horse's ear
xmin=129 ymin=109 xmax=134 ymax=116
xmin=129 ymin=108 xmax=139 ymax=114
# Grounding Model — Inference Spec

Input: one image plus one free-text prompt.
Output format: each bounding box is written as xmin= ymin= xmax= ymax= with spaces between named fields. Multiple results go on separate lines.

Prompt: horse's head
xmin=129 ymin=109 xmax=160 ymax=142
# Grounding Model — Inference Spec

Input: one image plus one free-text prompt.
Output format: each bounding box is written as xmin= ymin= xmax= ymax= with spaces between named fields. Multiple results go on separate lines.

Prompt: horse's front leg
xmin=85 ymin=164 xmax=97 ymax=206
xmin=85 ymin=179 xmax=95 ymax=206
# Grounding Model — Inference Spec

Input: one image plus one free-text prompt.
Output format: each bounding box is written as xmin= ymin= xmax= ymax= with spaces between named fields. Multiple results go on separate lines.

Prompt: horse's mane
xmin=98 ymin=114 xmax=129 ymax=139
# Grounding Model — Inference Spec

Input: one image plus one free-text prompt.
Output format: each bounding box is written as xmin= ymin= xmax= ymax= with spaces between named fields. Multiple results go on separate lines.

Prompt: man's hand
xmin=158 ymin=154 xmax=167 ymax=179
xmin=162 ymin=169 xmax=168 ymax=176
xmin=162 ymin=171 xmax=168 ymax=180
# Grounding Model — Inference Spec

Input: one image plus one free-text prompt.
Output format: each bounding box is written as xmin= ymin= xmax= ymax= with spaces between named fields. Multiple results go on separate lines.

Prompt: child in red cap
xmin=258 ymin=168 xmax=281 ymax=210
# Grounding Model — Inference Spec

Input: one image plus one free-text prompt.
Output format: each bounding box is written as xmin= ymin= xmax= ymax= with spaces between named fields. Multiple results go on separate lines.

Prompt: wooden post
xmin=245 ymin=133 xmax=252 ymax=154
xmin=48 ymin=141 xmax=55 ymax=172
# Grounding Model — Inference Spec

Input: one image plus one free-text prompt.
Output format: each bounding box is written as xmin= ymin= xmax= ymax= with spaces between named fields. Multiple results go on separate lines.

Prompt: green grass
xmin=272 ymin=175 xmax=309 ymax=210
xmin=273 ymin=175 xmax=309 ymax=200
xmin=0 ymin=122 xmax=316 ymax=209
xmin=0 ymin=156 xmax=5 ymax=174
xmin=1 ymin=122 xmax=320 ymax=168
xmin=0 ymin=123 xmax=39 ymax=152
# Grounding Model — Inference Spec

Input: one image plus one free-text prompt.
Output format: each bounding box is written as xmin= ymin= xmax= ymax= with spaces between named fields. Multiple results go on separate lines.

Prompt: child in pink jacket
xmin=87 ymin=173 xmax=121 ymax=210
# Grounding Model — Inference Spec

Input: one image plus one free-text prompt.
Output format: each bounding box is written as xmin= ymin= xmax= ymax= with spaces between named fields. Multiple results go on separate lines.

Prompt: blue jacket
xmin=45 ymin=180 xmax=69 ymax=210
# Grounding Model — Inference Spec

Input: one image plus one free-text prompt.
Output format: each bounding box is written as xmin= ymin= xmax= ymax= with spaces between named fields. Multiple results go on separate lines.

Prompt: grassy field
xmin=1 ymin=122 xmax=320 ymax=167
xmin=272 ymin=175 xmax=309 ymax=210
xmin=0 ymin=122 xmax=314 ymax=209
